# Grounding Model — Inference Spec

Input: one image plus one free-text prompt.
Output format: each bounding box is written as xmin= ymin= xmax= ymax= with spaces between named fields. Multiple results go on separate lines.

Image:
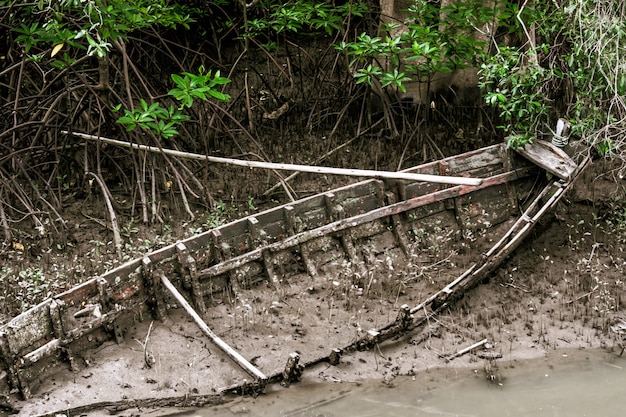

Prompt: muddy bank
xmin=62 ymin=346 xmax=625 ymax=417
xmin=3 ymin=150 xmax=626 ymax=417
xmin=185 ymin=347 xmax=626 ymax=417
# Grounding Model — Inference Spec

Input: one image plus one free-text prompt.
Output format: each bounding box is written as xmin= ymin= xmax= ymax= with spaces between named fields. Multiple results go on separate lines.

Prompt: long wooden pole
xmin=160 ymin=274 xmax=267 ymax=381
xmin=64 ymin=131 xmax=482 ymax=186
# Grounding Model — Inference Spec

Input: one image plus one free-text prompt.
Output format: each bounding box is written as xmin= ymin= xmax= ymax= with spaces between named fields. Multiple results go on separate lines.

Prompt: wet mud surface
xmin=3 ymin=153 xmax=626 ymax=417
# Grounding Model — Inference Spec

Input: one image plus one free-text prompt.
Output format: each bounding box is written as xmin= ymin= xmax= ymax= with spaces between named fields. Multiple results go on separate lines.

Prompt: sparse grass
xmin=597 ymin=192 xmax=626 ymax=244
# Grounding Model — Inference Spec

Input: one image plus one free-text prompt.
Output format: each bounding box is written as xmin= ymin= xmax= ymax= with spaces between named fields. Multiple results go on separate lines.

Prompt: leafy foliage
xmin=336 ymin=0 xmax=496 ymax=95
xmin=559 ymin=0 xmax=626 ymax=156
xmin=245 ymin=0 xmax=368 ymax=39
xmin=479 ymin=45 xmax=558 ymax=147
xmin=169 ymin=68 xmax=231 ymax=109
xmin=114 ymin=66 xmax=231 ymax=138
xmin=479 ymin=0 xmax=626 ymax=152
xmin=114 ymin=100 xmax=190 ymax=139
xmin=7 ymin=0 xmax=193 ymax=58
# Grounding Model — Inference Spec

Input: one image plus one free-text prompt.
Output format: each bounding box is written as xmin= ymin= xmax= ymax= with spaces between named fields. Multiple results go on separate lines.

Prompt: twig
xmin=0 ymin=190 xmax=12 ymax=242
xmin=80 ymin=209 xmax=112 ymax=231
xmin=3 ymin=174 xmax=46 ymax=235
xmin=244 ymin=71 xmax=255 ymax=132
xmin=134 ymin=321 xmax=155 ymax=369
xmin=517 ymin=0 xmax=538 ymax=65
xmin=160 ymin=274 xmax=267 ymax=381
xmin=173 ymin=168 xmax=195 ymax=221
xmin=566 ymin=287 xmax=597 ymax=304
xmin=134 ymin=151 xmax=149 ymax=223
xmin=501 ymin=282 xmax=530 ymax=293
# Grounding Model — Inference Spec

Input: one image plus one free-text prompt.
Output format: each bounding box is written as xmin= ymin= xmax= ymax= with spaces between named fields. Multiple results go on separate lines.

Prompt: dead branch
xmin=85 ymin=172 xmax=122 ymax=254
xmin=0 ymin=190 xmax=12 ymax=242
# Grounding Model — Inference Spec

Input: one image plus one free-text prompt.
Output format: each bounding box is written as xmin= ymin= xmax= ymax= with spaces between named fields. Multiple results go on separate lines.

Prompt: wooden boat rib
xmin=0 ymin=140 xmax=589 ymax=416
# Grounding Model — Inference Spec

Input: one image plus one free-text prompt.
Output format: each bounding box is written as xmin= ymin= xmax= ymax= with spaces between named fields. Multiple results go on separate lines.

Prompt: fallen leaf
xmin=51 ymin=43 xmax=64 ymax=57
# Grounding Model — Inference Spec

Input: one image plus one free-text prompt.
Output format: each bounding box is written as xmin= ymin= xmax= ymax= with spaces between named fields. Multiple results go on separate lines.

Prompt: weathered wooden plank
xmin=403 ymin=181 xmax=447 ymax=199
xmin=215 ymin=219 xmax=250 ymax=256
xmin=402 ymin=144 xmax=504 ymax=175
xmin=56 ymin=279 xmax=100 ymax=307
xmin=248 ymin=217 xmax=281 ymax=289
xmin=455 ymin=184 xmax=513 ymax=232
xmin=141 ymin=257 xmax=164 ymax=321
xmin=4 ymin=303 xmax=53 ymax=356
xmin=284 ymin=205 xmax=317 ymax=277
xmin=21 ymin=302 xmax=145 ymax=368
xmin=253 ymin=208 xmax=290 ymax=242
xmin=515 ymin=139 xmax=577 ymax=180
xmin=68 ymin=132 xmax=484 ymax=185
xmin=197 ymin=167 xmax=535 ymax=279
xmin=386 ymin=192 xmax=410 ymax=255
xmin=49 ymin=300 xmax=76 ymax=370
xmin=177 ymin=242 xmax=206 ymax=315
xmin=0 ymin=330 xmax=27 ymax=399
xmin=211 ymin=228 xmax=240 ymax=299
xmin=283 ymin=181 xmax=385 ymax=233
xmin=336 ymin=180 xmax=386 ymax=216
xmin=441 ymin=144 xmax=505 ymax=173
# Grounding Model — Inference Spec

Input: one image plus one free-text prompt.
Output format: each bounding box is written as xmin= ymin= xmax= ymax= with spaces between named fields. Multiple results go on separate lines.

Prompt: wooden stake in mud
xmin=65 ymin=132 xmax=483 ymax=186
xmin=440 ymin=338 xmax=488 ymax=362
xmin=159 ymin=274 xmax=267 ymax=382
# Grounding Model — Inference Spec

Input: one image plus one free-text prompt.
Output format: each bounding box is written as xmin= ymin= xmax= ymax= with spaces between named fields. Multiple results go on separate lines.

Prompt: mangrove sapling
xmin=134 ymin=321 xmax=156 ymax=369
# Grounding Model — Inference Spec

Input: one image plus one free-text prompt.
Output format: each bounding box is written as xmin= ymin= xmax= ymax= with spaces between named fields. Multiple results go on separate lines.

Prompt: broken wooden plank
xmin=515 ymin=139 xmax=578 ymax=181
xmin=0 ymin=331 xmax=28 ymax=399
xmin=284 ymin=205 xmax=318 ymax=277
xmin=248 ymin=217 xmax=281 ymax=290
xmin=141 ymin=257 xmax=166 ymax=321
xmin=386 ymin=192 xmax=410 ymax=255
xmin=159 ymin=274 xmax=267 ymax=382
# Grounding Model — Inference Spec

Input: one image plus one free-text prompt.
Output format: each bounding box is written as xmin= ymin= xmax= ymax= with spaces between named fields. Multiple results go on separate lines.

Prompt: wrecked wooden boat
xmin=0 ymin=140 xmax=589 ymax=416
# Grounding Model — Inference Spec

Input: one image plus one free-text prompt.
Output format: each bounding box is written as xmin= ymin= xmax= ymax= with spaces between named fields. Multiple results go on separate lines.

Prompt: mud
xmin=2 ymin=148 xmax=626 ymax=417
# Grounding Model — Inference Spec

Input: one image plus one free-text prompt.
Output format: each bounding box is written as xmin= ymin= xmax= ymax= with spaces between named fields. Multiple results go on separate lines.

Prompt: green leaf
xmin=208 ymin=90 xmax=230 ymax=101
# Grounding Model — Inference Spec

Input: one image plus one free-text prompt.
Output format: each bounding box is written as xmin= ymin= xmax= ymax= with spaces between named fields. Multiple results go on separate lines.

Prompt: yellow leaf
xmin=51 ymin=43 xmax=64 ymax=57
xmin=12 ymin=242 xmax=25 ymax=252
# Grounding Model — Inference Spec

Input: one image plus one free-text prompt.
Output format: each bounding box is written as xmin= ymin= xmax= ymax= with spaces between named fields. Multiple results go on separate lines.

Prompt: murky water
xmin=173 ymin=349 xmax=626 ymax=417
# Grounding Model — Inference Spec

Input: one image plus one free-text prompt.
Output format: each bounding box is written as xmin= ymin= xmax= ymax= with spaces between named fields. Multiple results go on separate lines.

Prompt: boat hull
xmin=0 ymin=141 xmax=588 ymax=416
